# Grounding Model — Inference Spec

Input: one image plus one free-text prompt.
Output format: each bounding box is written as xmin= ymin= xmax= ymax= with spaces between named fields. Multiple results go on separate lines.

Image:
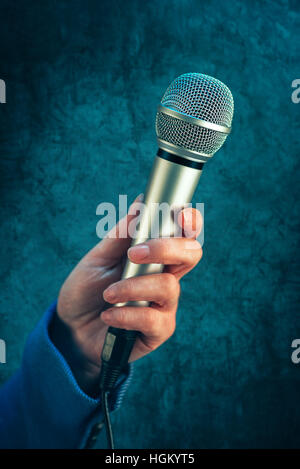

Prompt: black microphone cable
xmin=101 ymin=389 xmax=114 ymax=449
xmin=99 ymin=328 xmax=138 ymax=449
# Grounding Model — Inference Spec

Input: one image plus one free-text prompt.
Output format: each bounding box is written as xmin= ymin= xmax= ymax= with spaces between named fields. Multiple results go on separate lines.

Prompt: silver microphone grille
xmin=156 ymin=73 xmax=234 ymax=161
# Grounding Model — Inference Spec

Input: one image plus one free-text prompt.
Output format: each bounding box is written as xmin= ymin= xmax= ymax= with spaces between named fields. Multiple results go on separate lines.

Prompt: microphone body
xmin=99 ymin=72 xmax=234 ymax=391
xmin=99 ymin=149 xmax=203 ymax=390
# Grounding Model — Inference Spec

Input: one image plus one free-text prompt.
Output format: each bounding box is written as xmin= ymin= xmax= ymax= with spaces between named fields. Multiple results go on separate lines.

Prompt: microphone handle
xmin=99 ymin=149 xmax=203 ymax=391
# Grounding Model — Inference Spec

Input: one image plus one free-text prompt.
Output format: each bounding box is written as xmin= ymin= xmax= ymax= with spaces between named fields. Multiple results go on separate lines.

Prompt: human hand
xmin=51 ymin=196 xmax=203 ymax=395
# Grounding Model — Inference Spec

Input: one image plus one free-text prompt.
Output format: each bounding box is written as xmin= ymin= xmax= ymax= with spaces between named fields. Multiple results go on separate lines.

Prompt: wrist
xmin=49 ymin=311 xmax=101 ymax=397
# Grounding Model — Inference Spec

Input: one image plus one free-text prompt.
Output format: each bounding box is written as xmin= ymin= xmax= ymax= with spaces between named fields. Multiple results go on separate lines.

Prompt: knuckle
xmin=166 ymin=318 xmax=176 ymax=339
xmin=163 ymin=273 xmax=180 ymax=297
xmin=143 ymin=310 xmax=158 ymax=333
xmin=188 ymin=241 xmax=202 ymax=264
xmin=195 ymin=244 xmax=203 ymax=263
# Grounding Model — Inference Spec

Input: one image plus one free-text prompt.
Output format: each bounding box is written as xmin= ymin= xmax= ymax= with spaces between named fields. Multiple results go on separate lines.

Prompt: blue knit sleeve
xmin=0 ymin=302 xmax=133 ymax=448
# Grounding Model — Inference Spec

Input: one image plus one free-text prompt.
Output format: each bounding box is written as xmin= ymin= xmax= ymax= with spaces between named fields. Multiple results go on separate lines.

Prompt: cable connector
xmin=99 ymin=327 xmax=138 ymax=448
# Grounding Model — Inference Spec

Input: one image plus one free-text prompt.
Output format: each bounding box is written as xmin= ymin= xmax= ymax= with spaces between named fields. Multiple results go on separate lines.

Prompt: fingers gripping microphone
xmin=99 ymin=73 xmax=234 ymax=393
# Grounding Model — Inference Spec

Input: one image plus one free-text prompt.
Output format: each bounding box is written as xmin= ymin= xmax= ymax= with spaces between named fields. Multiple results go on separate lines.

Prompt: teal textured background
xmin=0 ymin=0 xmax=299 ymax=448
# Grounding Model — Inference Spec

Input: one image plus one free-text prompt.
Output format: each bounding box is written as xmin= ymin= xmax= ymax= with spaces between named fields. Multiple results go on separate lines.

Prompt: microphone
xmin=99 ymin=73 xmax=234 ymax=392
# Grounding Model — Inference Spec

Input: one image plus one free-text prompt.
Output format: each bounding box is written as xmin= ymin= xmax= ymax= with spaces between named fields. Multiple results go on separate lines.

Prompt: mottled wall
xmin=0 ymin=0 xmax=299 ymax=449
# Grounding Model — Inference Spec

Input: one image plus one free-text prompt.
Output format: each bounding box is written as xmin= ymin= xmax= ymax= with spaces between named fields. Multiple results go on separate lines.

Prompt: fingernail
xmin=103 ymin=283 xmax=117 ymax=301
xmin=101 ymin=309 xmax=112 ymax=321
xmin=179 ymin=208 xmax=202 ymax=238
xmin=130 ymin=194 xmax=144 ymax=206
xmin=182 ymin=209 xmax=193 ymax=226
xmin=128 ymin=244 xmax=150 ymax=260
xmin=136 ymin=193 xmax=144 ymax=202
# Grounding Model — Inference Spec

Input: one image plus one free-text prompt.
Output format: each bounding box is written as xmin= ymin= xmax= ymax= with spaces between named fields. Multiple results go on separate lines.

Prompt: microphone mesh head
xmin=156 ymin=73 xmax=234 ymax=157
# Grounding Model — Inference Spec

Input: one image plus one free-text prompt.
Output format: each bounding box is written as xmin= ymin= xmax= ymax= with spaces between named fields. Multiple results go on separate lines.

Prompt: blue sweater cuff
xmin=20 ymin=302 xmax=133 ymax=448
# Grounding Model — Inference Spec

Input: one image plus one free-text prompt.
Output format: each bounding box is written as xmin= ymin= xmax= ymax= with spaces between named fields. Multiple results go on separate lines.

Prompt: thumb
xmin=177 ymin=207 xmax=203 ymax=239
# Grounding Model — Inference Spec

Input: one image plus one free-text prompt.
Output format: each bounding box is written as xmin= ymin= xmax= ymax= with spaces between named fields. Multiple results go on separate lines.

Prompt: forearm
xmin=0 ymin=303 xmax=132 ymax=449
